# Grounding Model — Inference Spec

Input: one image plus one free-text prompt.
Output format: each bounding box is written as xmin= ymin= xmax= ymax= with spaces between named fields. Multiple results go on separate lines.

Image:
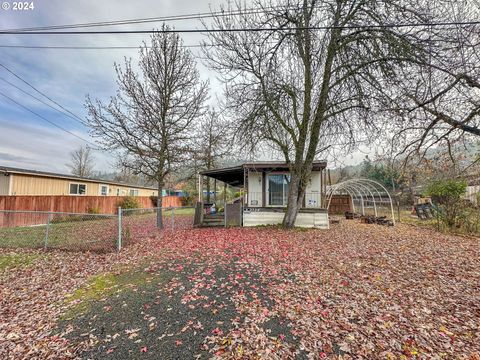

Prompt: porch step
xmin=200 ymin=222 xmax=225 ymax=227
xmin=201 ymin=213 xmax=225 ymax=227
xmin=204 ymin=213 xmax=224 ymax=219
xmin=203 ymin=218 xmax=224 ymax=224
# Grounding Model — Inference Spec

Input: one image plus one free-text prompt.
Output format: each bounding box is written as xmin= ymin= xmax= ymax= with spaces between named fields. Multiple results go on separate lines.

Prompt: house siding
xmin=243 ymin=210 xmax=329 ymax=229
xmin=247 ymin=170 xmax=263 ymax=207
xmin=465 ymin=185 xmax=480 ymax=206
xmin=9 ymin=174 xmax=157 ymax=197
xmin=305 ymin=171 xmax=322 ymax=208
xmin=0 ymin=173 xmax=10 ymax=195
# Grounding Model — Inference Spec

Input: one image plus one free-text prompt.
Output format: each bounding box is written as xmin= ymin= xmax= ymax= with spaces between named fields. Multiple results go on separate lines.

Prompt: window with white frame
xmin=69 ymin=183 xmax=86 ymax=195
xmin=99 ymin=185 xmax=108 ymax=196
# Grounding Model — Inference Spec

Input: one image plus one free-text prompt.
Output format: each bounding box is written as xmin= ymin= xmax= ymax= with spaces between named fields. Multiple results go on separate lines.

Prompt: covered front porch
xmin=194 ymin=164 xmax=245 ymax=228
xmin=194 ymin=162 xmax=330 ymax=229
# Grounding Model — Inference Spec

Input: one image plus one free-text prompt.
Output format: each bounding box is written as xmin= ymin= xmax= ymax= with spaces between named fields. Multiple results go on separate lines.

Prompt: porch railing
xmin=245 ymin=192 xmax=323 ymax=208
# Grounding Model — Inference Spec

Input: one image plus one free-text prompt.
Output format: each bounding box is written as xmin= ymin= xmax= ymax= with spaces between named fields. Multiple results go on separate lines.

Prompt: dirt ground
xmin=0 ymin=220 xmax=479 ymax=359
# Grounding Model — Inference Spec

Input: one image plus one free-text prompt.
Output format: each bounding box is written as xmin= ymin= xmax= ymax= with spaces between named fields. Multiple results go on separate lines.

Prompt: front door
xmin=268 ymin=174 xmax=290 ymax=206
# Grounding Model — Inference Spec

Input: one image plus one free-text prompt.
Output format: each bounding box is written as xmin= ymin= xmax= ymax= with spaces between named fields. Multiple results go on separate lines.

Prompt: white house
xmin=196 ymin=161 xmax=329 ymax=229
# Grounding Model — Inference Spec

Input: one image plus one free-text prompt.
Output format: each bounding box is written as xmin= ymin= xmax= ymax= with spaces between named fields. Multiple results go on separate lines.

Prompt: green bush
xmin=425 ymin=179 xmax=467 ymax=228
xmin=118 ymin=196 xmax=141 ymax=210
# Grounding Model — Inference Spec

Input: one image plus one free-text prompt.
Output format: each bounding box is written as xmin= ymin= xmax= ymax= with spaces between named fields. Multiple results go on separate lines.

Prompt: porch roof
xmin=200 ymin=161 xmax=327 ymax=187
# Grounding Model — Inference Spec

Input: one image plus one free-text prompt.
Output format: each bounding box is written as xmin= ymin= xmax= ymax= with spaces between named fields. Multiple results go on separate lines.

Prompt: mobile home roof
xmin=0 ymin=166 xmax=157 ymax=191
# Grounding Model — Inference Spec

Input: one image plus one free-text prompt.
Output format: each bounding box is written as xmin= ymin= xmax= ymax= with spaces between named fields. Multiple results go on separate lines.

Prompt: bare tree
xmin=85 ymin=27 xmax=208 ymax=228
xmin=113 ymin=167 xmax=152 ymax=187
xmin=66 ymin=146 xmax=94 ymax=177
xmin=387 ymin=2 xmax=480 ymax=164
xmin=204 ymin=0 xmax=432 ymax=227
xmin=194 ymin=108 xmax=232 ymax=202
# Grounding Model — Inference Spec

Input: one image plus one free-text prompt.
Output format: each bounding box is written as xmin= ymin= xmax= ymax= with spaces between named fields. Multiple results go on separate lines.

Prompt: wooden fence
xmin=328 ymin=195 xmax=353 ymax=214
xmin=0 ymin=195 xmax=182 ymax=214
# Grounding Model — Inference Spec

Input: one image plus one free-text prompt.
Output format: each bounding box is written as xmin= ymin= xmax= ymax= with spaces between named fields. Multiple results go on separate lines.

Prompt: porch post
xmin=223 ymin=181 xmax=227 ymax=205
xmin=214 ymin=179 xmax=217 ymax=203
xmin=243 ymin=168 xmax=247 ymax=205
xmin=262 ymin=171 xmax=266 ymax=207
xmin=198 ymin=173 xmax=203 ymax=203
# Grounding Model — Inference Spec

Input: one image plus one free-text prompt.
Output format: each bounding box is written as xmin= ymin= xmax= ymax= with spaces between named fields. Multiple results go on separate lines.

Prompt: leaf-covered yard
xmin=0 ymin=221 xmax=479 ymax=359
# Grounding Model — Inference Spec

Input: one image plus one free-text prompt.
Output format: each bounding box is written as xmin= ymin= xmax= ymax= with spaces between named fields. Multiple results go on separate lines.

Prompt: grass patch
xmin=62 ymin=266 xmax=154 ymax=319
xmin=171 ymin=207 xmax=195 ymax=216
xmin=0 ymin=216 xmax=117 ymax=251
xmin=0 ymin=253 xmax=39 ymax=272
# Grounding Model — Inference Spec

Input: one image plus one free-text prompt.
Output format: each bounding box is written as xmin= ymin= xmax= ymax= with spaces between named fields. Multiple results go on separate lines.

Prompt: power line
xmin=0 ymin=76 xmax=85 ymax=126
xmin=0 ymin=62 xmax=85 ymax=124
xmin=0 ymin=20 xmax=478 ymax=35
xmin=0 ymin=90 xmax=98 ymax=147
xmin=0 ymin=44 xmax=204 ymax=50
xmin=2 ymin=7 xmax=273 ymax=32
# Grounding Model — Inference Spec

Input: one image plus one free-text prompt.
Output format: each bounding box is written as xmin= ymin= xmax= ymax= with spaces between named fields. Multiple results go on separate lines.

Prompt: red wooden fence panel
xmin=0 ymin=195 xmax=182 ymax=214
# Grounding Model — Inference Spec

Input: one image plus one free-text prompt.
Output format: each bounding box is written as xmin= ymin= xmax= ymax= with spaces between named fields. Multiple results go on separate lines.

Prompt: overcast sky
xmin=0 ymin=0 xmax=365 ymax=174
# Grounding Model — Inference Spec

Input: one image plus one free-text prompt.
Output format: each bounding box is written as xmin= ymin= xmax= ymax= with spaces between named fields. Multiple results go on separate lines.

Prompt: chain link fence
xmin=0 ymin=210 xmax=118 ymax=252
xmin=0 ymin=207 xmax=196 ymax=253
xmin=120 ymin=207 xmax=195 ymax=247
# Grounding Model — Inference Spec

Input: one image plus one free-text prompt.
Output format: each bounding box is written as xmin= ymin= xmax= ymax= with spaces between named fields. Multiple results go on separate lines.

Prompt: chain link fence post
xmin=117 ymin=207 xmax=122 ymax=252
xmin=171 ymin=207 xmax=175 ymax=231
xmin=44 ymin=212 xmax=52 ymax=250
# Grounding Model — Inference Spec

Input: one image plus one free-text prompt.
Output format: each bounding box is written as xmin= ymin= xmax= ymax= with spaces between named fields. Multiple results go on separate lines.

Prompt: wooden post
xmin=243 ymin=168 xmax=247 ymax=205
xmin=198 ymin=174 xmax=203 ymax=203
xmin=223 ymin=182 xmax=227 ymax=205
xmin=214 ymin=179 xmax=217 ymax=203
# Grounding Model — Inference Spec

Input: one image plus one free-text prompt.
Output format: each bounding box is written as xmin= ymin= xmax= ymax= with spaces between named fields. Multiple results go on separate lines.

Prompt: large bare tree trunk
xmin=156 ymin=178 xmax=164 ymax=229
xmin=283 ymin=171 xmax=302 ymax=228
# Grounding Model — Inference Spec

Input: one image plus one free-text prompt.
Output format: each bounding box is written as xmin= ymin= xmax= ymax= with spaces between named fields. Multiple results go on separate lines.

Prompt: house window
xmin=268 ymin=174 xmax=290 ymax=206
xmin=69 ymin=183 xmax=86 ymax=195
xmin=129 ymin=189 xmax=139 ymax=196
xmin=100 ymin=185 xmax=108 ymax=196
xmin=116 ymin=189 xmax=120 ymax=196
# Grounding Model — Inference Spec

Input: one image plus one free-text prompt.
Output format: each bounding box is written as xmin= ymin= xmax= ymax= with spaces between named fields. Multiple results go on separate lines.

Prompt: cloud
xmin=0 ymin=152 xmax=38 ymax=164
xmin=0 ymin=118 xmax=113 ymax=173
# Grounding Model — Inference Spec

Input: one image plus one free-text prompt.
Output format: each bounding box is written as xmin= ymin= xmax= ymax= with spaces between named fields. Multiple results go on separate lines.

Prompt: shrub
xmin=181 ymin=195 xmax=195 ymax=207
xmin=118 ymin=196 xmax=141 ymax=210
xmin=457 ymin=206 xmax=480 ymax=234
xmin=425 ymin=179 xmax=467 ymax=228
xmin=87 ymin=207 xmax=101 ymax=214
